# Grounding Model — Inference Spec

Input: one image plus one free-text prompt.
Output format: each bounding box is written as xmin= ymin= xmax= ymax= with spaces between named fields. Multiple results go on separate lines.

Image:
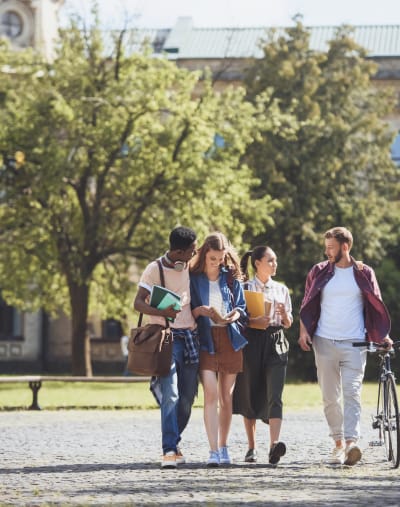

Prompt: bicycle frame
xmin=357 ymin=341 xmax=400 ymax=469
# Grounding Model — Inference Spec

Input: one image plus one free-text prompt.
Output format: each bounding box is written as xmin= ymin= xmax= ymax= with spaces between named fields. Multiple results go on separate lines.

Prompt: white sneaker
xmin=161 ymin=451 xmax=177 ymax=469
xmin=344 ymin=443 xmax=362 ymax=466
xmin=176 ymin=446 xmax=185 ymax=465
xmin=327 ymin=446 xmax=345 ymax=465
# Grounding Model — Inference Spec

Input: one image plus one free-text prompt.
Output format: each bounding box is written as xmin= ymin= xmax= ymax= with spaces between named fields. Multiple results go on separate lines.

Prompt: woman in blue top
xmin=190 ymin=232 xmax=247 ymax=467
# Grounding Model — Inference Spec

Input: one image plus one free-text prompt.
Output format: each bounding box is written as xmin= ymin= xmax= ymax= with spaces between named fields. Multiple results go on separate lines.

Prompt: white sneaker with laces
xmin=327 ymin=446 xmax=345 ymax=465
xmin=344 ymin=443 xmax=362 ymax=466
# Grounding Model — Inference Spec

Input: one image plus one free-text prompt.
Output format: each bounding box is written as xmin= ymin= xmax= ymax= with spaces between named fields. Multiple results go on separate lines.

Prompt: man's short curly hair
xmin=169 ymin=226 xmax=197 ymax=251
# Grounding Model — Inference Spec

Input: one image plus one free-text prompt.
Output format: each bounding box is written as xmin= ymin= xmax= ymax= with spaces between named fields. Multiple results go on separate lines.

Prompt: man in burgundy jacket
xmin=298 ymin=226 xmax=391 ymax=466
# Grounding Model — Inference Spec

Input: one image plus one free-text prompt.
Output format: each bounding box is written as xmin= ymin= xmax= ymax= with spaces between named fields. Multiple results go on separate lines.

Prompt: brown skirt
xmin=200 ymin=326 xmax=243 ymax=374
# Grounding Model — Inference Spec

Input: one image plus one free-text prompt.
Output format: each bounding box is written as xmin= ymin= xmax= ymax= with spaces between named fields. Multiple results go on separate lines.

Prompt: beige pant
xmin=313 ymin=335 xmax=367 ymax=442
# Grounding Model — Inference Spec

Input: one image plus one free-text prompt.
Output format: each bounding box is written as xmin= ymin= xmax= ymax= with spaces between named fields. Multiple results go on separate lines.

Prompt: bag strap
xmin=137 ymin=258 xmax=169 ymax=328
xmin=157 ymin=259 xmax=170 ymax=329
xmin=157 ymin=259 xmax=166 ymax=287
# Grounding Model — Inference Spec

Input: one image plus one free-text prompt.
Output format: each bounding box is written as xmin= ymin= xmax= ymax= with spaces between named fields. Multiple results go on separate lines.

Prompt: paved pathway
xmin=0 ymin=407 xmax=399 ymax=506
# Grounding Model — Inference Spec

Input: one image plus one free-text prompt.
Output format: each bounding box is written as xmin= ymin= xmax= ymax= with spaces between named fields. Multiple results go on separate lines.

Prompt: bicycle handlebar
xmin=352 ymin=340 xmax=400 ymax=351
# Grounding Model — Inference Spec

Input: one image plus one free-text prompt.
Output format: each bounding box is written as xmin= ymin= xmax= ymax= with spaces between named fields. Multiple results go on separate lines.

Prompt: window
xmin=152 ymin=29 xmax=169 ymax=54
xmin=101 ymin=318 xmax=124 ymax=341
xmin=0 ymin=11 xmax=23 ymax=38
xmin=391 ymin=132 xmax=400 ymax=166
xmin=0 ymin=297 xmax=23 ymax=341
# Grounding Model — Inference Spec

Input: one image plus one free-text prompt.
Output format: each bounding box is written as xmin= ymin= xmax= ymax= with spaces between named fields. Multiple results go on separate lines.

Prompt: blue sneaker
xmin=219 ymin=446 xmax=231 ymax=464
xmin=207 ymin=450 xmax=220 ymax=467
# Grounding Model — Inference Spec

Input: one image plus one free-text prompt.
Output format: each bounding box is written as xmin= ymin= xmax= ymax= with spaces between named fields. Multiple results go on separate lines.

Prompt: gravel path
xmin=0 ymin=406 xmax=399 ymax=506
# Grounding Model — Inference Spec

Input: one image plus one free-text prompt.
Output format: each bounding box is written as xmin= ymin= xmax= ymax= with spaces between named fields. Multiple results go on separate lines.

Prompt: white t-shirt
xmin=208 ymin=278 xmax=227 ymax=326
xmin=315 ymin=266 xmax=365 ymax=340
xmin=138 ymin=260 xmax=195 ymax=329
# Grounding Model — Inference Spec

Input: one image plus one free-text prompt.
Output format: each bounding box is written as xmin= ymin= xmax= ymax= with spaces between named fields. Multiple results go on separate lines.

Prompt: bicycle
xmin=353 ymin=340 xmax=400 ymax=468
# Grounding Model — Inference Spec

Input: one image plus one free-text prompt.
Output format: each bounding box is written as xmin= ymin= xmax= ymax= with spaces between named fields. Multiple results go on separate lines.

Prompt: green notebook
xmin=150 ymin=285 xmax=181 ymax=321
xmin=157 ymin=292 xmax=181 ymax=311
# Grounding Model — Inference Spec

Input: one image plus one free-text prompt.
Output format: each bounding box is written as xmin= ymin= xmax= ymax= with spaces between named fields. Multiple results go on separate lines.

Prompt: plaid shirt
xmin=171 ymin=328 xmax=200 ymax=364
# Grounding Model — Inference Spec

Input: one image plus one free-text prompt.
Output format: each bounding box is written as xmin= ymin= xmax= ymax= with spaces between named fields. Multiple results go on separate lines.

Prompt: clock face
xmin=0 ymin=10 xmax=23 ymax=38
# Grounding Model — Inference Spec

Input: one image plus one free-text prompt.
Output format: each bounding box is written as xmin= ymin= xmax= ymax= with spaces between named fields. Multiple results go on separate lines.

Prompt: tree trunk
xmin=69 ymin=282 xmax=92 ymax=376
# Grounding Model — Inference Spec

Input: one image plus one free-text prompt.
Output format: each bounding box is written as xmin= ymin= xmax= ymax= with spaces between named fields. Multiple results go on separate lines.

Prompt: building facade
xmin=0 ymin=0 xmax=64 ymax=59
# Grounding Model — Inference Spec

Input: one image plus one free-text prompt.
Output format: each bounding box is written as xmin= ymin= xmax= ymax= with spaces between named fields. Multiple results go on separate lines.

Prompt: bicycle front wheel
xmin=384 ymin=374 xmax=400 ymax=468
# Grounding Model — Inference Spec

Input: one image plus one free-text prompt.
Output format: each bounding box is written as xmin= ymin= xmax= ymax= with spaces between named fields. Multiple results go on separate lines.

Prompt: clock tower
xmin=0 ymin=0 xmax=64 ymax=59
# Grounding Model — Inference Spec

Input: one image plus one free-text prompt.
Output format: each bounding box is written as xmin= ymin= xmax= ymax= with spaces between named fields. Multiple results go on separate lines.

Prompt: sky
xmin=61 ymin=0 xmax=400 ymax=28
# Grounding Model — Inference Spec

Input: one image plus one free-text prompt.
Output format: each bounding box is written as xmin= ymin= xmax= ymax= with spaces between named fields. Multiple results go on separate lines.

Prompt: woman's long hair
xmin=190 ymin=232 xmax=242 ymax=280
xmin=240 ymin=245 xmax=272 ymax=281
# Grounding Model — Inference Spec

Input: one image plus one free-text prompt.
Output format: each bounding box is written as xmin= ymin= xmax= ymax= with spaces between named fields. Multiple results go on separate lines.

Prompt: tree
xmin=243 ymin=20 xmax=399 ymax=379
xmin=0 ymin=16 xmax=276 ymax=375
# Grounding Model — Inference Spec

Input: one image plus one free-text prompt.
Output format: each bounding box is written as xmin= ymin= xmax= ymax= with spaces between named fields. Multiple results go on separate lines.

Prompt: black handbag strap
xmin=137 ymin=258 xmax=169 ymax=327
xmin=157 ymin=259 xmax=166 ymax=287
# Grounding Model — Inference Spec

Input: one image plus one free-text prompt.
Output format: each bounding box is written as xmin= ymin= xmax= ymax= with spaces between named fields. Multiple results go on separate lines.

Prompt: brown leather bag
xmin=128 ymin=260 xmax=173 ymax=376
xmin=127 ymin=320 xmax=172 ymax=376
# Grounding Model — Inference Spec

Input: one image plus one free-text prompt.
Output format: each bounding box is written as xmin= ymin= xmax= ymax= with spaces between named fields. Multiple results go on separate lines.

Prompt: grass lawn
xmin=0 ymin=379 xmax=380 ymax=411
xmin=283 ymin=382 xmax=377 ymax=410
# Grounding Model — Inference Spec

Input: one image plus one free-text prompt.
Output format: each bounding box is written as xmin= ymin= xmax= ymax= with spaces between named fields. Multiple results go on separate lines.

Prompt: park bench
xmin=0 ymin=375 xmax=151 ymax=410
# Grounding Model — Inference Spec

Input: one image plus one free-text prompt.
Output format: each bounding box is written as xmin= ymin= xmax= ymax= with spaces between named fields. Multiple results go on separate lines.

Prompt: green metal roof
xmin=120 ymin=18 xmax=400 ymax=59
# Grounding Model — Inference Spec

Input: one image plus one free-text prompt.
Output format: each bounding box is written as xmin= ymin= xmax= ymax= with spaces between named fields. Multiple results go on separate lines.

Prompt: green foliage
xmin=244 ymin=21 xmax=400 ymax=353
xmin=0 ymin=14 xmax=279 ymax=373
xmin=2 ymin=14 xmax=398 ymax=378
xmin=375 ymin=258 xmax=400 ymax=340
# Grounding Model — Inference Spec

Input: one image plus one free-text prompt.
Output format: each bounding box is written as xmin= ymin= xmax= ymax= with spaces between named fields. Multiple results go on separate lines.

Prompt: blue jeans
xmin=159 ymin=334 xmax=199 ymax=454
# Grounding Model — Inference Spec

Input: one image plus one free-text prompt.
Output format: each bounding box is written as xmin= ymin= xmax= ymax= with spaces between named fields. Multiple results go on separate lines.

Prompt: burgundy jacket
xmin=299 ymin=258 xmax=391 ymax=344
